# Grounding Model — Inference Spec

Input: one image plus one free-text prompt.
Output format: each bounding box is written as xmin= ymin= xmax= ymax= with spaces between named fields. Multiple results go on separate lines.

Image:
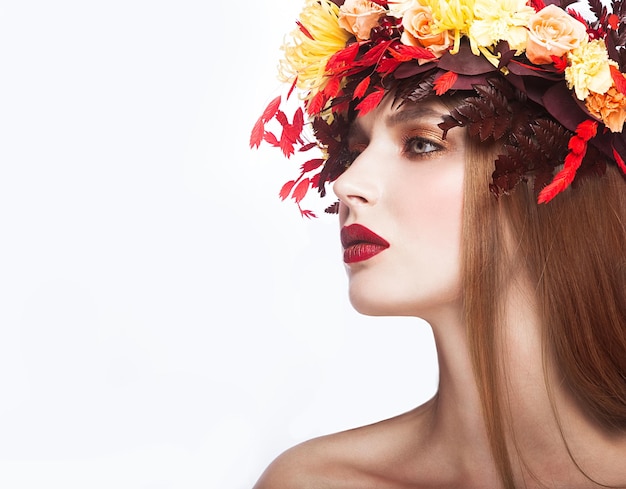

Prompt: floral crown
xmin=250 ymin=0 xmax=626 ymax=217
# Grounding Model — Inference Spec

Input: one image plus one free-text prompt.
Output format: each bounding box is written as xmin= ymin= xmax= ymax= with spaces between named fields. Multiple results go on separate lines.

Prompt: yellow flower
xmin=565 ymin=39 xmax=614 ymax=100
xmin=420 ymin=0 xmax=476 ymax=54
xmin=468 ymin=0 xmax=534 ymax=54
xmin=279 ymin=0 xmax=351 ymax=97
xmin=586 ymin=86 xmax=626 ymax=133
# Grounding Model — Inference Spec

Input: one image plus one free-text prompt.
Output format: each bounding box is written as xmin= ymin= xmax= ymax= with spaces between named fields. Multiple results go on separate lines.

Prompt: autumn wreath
xmin=251 ymin=0 xmax=626 ymax=217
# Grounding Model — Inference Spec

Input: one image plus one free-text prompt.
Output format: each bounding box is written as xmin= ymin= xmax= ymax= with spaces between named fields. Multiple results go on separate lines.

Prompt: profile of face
xmin=333 ymin=96 xmax=466 ymax=323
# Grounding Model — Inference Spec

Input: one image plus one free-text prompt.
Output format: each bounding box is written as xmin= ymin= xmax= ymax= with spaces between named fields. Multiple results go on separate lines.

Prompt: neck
xmin=417 ymin=281 xmax=626 ymax=488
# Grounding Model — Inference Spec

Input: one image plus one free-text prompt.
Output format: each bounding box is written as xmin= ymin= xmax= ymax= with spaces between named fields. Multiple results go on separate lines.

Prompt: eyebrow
xmin=348 ymin=104 xmax=444 ymax=139
xmin=386 ymin=105 xmax=443 ymax=127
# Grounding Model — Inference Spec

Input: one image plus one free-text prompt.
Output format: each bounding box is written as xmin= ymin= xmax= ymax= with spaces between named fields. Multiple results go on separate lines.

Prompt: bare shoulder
xmin=252 ymin=407 xmax=430 ymax=489
xmin=251 ymin=437 xmax=336 ymax=489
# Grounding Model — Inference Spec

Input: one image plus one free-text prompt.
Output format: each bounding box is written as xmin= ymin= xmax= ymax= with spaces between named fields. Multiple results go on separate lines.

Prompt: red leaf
xmin=613 ymin=146 xmax=626 ymax=175
xmin=281 ymin=108 xmax=304 ymax=146
xmin=356 ymin=88 xmax=385 ymax=116
xmin=276 ymin=110 xmax=289 ymax=127
xmin=307 ymin=91 xmax=328 ymax=115
xmin=296 ymin=20 xmax=314 ymax=40
xmin=576 ymin=119 xmax=599 ymax=140
xmin=327 ymin=42 xmax=361 ymax=75
xmin=550 ymin=55 xmax=567 ymax=73
xmin=357 ymin=40 xmax=392 ymax=67
xmin=287 ymin=77 xmax=297 ymax=100
xmin=537 ymin=151 xmax=581 ymax=203
xmin=434 ymin=71 xmax=458 ymax=96
xmin=299 ymin=208 xmax=317 ymax=219
xmin=609 ymin=13 xmax=619 ymax=30
xmin=279 ymin=180 xmax=296 ymax=200
xmin=537 ymin=120 xmax=598 ymax=203
xmin=353 ymin=76 xmax=371 ymax=99
xmin=279 ymin=135 xmax=296 ymax=157
xmin=376 ymin=57 xmax=401 ymax=75
xmin=293 ymin=107 xmax=304 ymax=132
xmin=292 ymin=178 xmax=310 ymax=203
xmin=568 ymin=133 xmax=586 ymax=154
xmin=610 ymin=65 xmax=626 ymax=95
xmin=250 ymin=116 xmax=265 ymax=148
xmin=262 ymin=96 xmax=281 ymax=122
xmin=530 ymin=0 xmax=545 ymax=11
xmin=391 ymin=45 xmax=436 ymax=62
xmin=263 ymin=131 xmax=280 ymax=147
xmin=323 ymin=76 xmax=342 ymax=99
xmin=332 ymin=100 xmax=350 ymax=114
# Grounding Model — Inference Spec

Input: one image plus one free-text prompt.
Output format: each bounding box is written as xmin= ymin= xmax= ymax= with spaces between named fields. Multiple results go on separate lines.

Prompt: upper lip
xmin=341 ymin=223 xmax=390 ymax=249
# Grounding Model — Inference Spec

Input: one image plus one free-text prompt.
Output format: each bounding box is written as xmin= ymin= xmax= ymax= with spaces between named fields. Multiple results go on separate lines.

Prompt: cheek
xmin=395 ymin=164 xmax=465 ymax=242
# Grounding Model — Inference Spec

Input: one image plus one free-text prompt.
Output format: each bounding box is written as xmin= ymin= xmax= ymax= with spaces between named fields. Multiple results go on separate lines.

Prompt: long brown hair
xmin=461 ymin=135 xmax=626 ymax=488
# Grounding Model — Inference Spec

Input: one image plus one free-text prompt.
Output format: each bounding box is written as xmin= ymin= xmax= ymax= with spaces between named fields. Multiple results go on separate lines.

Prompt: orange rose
xmin=338 ymin=0 xmax=386 ymax=41
xmin=586 ymin=86 xmax=626 ymax=133
xmin=401 ymin=4 xmax=452 ymax=59
xmin=525 ymin=4 xmax=587 ymax=65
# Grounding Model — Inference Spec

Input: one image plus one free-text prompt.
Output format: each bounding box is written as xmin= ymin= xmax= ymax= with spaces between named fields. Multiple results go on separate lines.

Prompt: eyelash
xmin=344 ymin=134 xmax=443 ymax=169
xmin=401 ymin=135 xmax=443 ymax=158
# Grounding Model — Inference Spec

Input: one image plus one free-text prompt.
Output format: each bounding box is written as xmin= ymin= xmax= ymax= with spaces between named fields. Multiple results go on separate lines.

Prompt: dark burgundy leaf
xmin=325 ymin=201 xmax=340 ymax=214
xmin=394 ymin=61 xmax=437 ymax=79
xmin=299 ymin=142 xmax=318 ymax=152
xmin=542 ymin=83 xmax=588 ymax=132
xmin=301 ymin=158 xmax=324 ymax=173
xmin=437 ymin=41 xmax=496 ymax=75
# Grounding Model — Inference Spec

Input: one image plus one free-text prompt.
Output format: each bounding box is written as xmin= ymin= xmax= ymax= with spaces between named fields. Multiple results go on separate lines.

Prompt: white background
xmin=0 ymin=1 xmax=438 ymax=488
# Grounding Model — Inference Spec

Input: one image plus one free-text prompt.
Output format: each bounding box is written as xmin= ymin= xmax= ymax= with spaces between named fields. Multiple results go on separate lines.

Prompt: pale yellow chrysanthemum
xmin=279 ymin=0 xmax=351 ymax=97
xmin=565 ymin=39 xmax=614 ymax=100
xmin=420 ymin=0 xmax=476 ymax=54
xmin=469 ymin=0 xmax=534 ymax=54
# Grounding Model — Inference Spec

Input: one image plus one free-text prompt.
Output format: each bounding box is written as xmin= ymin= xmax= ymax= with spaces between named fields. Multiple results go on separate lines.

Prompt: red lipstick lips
xmin=341 ymin=224 xmax=390 ymax=264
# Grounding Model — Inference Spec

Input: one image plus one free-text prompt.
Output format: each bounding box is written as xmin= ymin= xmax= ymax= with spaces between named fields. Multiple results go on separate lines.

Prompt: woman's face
xmin=333 ymin=96 xmax=466 ymax=321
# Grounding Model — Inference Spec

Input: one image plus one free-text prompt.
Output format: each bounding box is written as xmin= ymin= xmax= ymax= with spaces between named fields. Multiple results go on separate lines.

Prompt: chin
xmin=348 ymin=283 xmax=463 ymax=320
xmin=348 ymin=289 xmax=420 ymax=317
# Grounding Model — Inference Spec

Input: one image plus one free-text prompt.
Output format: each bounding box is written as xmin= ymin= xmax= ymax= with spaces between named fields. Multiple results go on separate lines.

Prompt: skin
xmin=253 ymin=97 xmax=626 ymax=489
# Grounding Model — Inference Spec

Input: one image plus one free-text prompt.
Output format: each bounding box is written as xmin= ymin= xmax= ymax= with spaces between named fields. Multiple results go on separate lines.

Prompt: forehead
xmin=348 ymin=97 xmax=451 ymax=135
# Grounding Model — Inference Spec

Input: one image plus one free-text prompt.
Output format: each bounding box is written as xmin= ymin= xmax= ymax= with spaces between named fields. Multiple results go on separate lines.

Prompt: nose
xmin=333 ymin=149 xmax=380 ymax=211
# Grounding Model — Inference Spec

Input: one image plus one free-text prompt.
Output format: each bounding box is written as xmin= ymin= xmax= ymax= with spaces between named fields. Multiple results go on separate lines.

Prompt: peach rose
xmin=586 ymin=86 xmax=626 ymax=133
xmin=338 ymin=0 xmax=386 ymax=41
xmin=525 ymin=4 xmax=587 ymax=65
xmin=401 ymin=3 xmax=452 ymax=58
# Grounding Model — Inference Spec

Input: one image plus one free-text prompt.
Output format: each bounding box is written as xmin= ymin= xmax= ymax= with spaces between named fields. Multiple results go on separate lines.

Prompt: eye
xmin=402 ymin=136 xmax=442 ymax=158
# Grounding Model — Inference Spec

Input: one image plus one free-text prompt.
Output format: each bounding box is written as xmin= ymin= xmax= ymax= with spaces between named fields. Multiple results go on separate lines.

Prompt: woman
xmin=251 ymin=0 xmax=626 ymax=487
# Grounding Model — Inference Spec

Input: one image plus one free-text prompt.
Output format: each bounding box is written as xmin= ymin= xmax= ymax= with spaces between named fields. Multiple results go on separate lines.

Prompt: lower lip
xmin=343 ymin=243 xmax=388 ymax=264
